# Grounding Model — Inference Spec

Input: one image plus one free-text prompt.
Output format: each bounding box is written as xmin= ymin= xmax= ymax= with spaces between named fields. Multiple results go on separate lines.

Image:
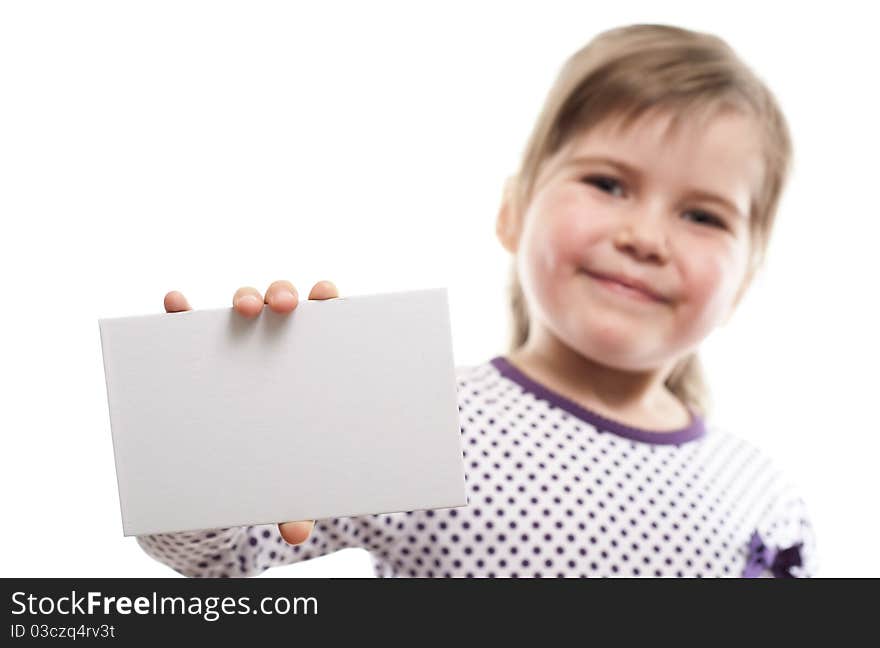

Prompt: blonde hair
xmin=505 ymin=24 xmax=793 ymax=419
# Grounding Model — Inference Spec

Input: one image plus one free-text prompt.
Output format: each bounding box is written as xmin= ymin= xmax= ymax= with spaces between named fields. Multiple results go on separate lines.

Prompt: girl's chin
xmin=571 ymin=343 xmax=670 ymax=373
xmin=565 ymin=321 xmax=665 ymax=365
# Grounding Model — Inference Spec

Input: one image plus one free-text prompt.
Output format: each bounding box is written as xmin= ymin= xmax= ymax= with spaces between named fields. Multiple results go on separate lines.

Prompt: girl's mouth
xmin=579 ymin=269 xmax=669 ymax=304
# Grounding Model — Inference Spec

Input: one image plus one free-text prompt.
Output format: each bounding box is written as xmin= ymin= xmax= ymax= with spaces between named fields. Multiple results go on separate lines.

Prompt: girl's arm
xmin=136 ymin=514 xmax=402 ymax=577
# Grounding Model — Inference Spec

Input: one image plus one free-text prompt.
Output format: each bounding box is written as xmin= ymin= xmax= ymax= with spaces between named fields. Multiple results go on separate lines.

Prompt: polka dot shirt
xmin=137 ymin=356 xmax=818 ymax=578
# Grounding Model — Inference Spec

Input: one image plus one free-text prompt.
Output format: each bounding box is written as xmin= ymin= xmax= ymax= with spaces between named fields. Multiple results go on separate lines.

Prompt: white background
xmin=1 ymin=1 xmax=876 ymax=577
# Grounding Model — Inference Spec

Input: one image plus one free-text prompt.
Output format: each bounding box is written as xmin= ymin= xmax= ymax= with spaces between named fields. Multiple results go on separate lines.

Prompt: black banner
xmin=0 ymin=578 xmax=867 ymax=642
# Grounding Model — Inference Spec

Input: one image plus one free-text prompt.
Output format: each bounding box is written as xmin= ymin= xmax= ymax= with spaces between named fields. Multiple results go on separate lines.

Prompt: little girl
xmin=139 ymin=24 xmax=816 ymax=577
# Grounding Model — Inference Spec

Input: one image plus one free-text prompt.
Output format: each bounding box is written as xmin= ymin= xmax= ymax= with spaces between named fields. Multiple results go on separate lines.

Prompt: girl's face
xmin=499 ymin=109 xmax=764 ymax=372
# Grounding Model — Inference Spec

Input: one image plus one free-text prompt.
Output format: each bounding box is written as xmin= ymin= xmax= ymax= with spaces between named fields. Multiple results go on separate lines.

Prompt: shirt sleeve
xmin=769 ymin=492 xmax=818 ymax=577
xmin=136 ymin=513 xmax=403 ymax=578
xmin=751 ymin=481 xmax=819 ymax=578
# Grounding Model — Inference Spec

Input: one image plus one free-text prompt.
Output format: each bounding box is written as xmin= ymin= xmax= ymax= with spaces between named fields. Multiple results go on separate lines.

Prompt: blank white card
xmin=98 ymin=287 xmax=467 ymax=536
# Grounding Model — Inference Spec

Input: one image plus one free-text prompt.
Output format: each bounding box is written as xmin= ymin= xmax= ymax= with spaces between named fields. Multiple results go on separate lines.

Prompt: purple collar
xmin=489 ymin=356 xmax=707 ymax=446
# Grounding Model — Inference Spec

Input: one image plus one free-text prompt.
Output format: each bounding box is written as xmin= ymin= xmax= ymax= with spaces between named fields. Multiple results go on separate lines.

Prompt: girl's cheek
xmin=545 ymin=202 xmax=602 ymax=267
xmin=518 ymin=216 xmax=575 ymax=312
xmin=540 ymin=226 xmax=588 ymax=288
xmin=521 ymin=189 xmax=609 ymax=292
xmin=522 ymin=203 xmax=569 ymax=271
xmin=680 ymin=248 xmax=741 ymax=316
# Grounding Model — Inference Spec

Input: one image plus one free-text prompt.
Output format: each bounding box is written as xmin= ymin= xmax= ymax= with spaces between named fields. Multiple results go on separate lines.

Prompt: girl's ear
xmin=496 ymin=175 xmax=521 ymax=254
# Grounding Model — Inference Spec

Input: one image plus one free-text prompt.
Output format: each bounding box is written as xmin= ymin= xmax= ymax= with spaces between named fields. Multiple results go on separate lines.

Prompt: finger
xmin=264 ymin=280 xmax=299 ymax=313
xmin=308 ymin=280 xmax=339 ymax=300
xmin=278 ymin=520 xmax=315 ymax=546
xmin=232 ymin=286 xmax=264 ymax=318
xmin=164 ymin=291 xmax=191 ymax=313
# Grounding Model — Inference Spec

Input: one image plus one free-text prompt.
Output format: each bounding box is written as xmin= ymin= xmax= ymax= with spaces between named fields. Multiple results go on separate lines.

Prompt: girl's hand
xmin=163 ymin=279 xmax=341 ymax=547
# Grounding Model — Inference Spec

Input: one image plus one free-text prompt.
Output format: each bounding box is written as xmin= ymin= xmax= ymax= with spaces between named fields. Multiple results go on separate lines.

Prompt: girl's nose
xmin=613 ymin=203 xmax=670 ymax=264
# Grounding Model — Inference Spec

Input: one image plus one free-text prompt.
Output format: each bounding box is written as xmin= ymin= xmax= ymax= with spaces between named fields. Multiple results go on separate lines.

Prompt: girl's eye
xmin=582 ymin=175 xmax=624 ymax=197
xmin=683 ymin=209 xmax=727 ymax=229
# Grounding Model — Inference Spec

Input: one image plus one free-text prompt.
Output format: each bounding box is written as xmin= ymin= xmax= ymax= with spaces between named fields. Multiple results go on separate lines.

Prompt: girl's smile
xmin=578 ymin=268 xmax=671 ymax=305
